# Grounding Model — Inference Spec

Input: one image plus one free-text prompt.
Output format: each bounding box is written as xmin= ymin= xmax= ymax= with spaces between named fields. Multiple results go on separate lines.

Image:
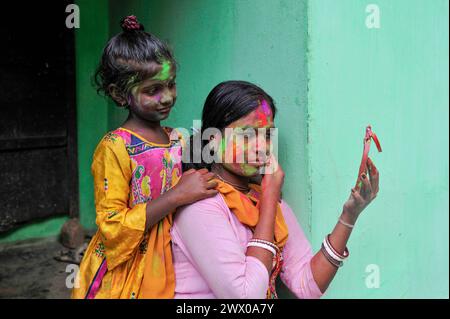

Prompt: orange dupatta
xmin=215 ymin=179 xmax=289 ymax=298
xmin=138 ymin=214 xmax=175 ymax=298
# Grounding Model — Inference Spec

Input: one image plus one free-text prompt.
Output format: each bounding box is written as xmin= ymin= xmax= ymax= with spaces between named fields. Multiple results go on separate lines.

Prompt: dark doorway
xmin=0 ymin=1 xmax=78 ymax=233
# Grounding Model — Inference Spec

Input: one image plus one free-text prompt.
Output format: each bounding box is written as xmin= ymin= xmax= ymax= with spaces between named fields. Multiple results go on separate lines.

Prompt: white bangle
xmin=322 ymin=237 xmax=345 ymax=262
xmin=339 ymin=218 xmax=354 ymax=229
xmin=249 ymin=239 xmax=280 ymax=253
xmin=247 ymin=242 xmax=277 ymax=256
xmin=321 ymin=244 xmax=343 ymax=268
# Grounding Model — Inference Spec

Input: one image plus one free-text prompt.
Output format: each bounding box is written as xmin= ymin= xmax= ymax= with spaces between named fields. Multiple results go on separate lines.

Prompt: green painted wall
xmin=307 ymin=0 xmax=449 ymax=298
xmin=75 ymin=0 xmax=110 ymax=230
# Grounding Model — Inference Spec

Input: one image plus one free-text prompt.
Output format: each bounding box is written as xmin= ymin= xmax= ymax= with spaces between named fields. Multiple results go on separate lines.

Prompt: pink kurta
xmin=170 ymin=193 xmax=324 ymax=299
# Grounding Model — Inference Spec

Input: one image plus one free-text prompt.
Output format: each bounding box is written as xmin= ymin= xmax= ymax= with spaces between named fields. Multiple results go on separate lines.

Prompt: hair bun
xmin=121 ymin=15 xmax=144 ymax=32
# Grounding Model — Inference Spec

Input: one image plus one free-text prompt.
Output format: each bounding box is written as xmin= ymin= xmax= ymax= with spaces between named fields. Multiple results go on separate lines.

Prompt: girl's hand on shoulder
xmin=172 ymin=168 xmax=218 ymax=206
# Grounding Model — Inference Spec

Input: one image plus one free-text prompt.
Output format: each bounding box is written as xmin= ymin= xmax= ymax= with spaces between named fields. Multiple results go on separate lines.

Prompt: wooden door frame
xmin=64 ymin=16 xmax=79 ymax=220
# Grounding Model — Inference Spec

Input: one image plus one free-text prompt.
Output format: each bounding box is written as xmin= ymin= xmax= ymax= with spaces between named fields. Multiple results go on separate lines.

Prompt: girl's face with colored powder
xmin=128 ymin=61 xmax=177 ymax=122
xmin=216 ymin=100 xmax=275 ymax=177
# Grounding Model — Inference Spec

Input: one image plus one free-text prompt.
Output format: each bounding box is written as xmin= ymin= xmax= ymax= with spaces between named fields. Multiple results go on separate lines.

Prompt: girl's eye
xmin=145 ymin=86 xmax=161 ymax=96
xmin=168 ymin=81 xmax=176 ymax=89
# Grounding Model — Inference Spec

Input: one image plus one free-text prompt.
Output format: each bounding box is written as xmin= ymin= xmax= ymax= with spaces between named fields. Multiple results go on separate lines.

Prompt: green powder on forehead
xmin=152 ymin=60 xmax=172 ymax=81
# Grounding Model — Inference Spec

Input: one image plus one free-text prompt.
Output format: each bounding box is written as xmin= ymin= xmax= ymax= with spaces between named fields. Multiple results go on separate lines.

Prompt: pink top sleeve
xmin=278 ymin=201 xmax=324 ymax=299
xmin=171 ymin=195 xmax=270 ymax=299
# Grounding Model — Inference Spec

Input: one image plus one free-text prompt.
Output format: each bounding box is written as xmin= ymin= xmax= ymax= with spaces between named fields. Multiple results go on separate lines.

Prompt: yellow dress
xmin=72 ymin=127 xmax=183 ymax=299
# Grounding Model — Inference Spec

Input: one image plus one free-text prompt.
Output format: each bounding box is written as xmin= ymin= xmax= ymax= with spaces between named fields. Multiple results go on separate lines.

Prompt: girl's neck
xmin=123 ymin=112 xmax=161 ymax=131
xmin=211 ymin=164 xmax=250 ymax=192
xmin=125 ymin=112 xmax=161 ymax=129
xmin=122 ymin=112 xmax=169 ymax=145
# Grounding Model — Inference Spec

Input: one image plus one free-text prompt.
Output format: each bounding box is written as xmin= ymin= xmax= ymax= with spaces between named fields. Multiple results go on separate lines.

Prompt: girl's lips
xmin=158 ymin=108 xmax=171 ymax=113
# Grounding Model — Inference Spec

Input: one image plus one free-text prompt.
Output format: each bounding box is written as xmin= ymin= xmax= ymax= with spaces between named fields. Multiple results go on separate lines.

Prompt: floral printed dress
xmin=72 ymin=127 xmax=183 ymax=299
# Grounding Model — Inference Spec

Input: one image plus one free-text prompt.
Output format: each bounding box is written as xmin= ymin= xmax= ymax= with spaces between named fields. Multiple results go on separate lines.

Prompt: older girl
xmin=171 ymin=81 xmax=379 ymax=298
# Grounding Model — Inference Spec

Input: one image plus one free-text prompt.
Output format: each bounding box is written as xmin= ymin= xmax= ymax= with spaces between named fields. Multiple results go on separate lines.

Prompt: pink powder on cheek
xmin=153 ymin=93 xmax=162 ymax=103
xmin=139 ymin=92 xmax=162 ymax=108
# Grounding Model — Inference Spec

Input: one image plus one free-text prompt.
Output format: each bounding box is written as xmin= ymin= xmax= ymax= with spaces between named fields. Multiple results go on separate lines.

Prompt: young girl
xmin=72 ymin=16 xmax=218 ymax=299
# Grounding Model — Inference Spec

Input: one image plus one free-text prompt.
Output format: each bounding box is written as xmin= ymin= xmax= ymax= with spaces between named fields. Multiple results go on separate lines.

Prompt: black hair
xmin=94 ymin=15 xmax=177 ymax=106
xmin=183 ymin=80 xmax=277 ymax=171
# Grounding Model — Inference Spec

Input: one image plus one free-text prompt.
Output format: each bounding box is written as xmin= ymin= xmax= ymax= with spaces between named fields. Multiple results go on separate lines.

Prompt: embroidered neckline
xmin=117 ymin=127 xmax=176 ymax=147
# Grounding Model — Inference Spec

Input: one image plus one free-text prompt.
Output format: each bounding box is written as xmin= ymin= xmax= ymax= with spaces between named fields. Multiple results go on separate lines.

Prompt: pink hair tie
xmin=121 ymin=15 xmax=144 ymax=32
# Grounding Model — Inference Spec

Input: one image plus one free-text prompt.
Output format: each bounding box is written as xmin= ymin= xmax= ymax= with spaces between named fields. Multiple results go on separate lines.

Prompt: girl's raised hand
xmin=261 ymin=154 xmax=285 ymax=193
xmin=343 ymin=157 xmax=380 ymax=221
xmin=172 ymin=168 xmax=218 ymax=206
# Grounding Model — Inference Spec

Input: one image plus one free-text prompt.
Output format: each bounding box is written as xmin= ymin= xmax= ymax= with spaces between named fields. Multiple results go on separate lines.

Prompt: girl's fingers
xmin=360 ymin=173 xmax=372 ymax=201
xmin=367 ymin=157 xmax=377 ymax=172
xmin=206 ymin=180 xmax=218 ymax=189
xmin=355 ymin=163 xmax=367 ymax=190
xmin=263 ymin=153 xmax=280 ymax=174
xmin=351 ymin=188 xmax=365 ymax=206
xmin=197 ymin=168 xmax=209 ymax=175
xmin=204 ymin=172 xmax=216 ymax=181
xmin=355 ymin=176 xmax=363 ymax=192
xmin=183 ymin=168 xmax=196 ymax=175
xmin=367 ymin=157 xmax=379 ymax=195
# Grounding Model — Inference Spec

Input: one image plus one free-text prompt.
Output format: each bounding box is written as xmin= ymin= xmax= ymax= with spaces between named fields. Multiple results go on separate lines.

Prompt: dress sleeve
xmin=279 ymin=201 xmax=324 ymax=299
xmin=171 ymin=196 xmax=270 ymax=299
xmin=91 ymin=134 xmax=147 ymax=270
